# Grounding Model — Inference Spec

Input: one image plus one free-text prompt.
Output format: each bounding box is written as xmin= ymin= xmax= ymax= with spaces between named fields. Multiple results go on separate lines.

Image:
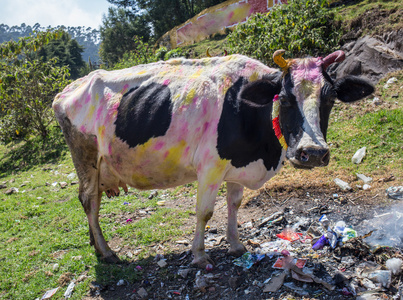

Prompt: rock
xmin=178 ymin=268 xmax=191 ymax=279
xmin=148 ymin=190 xmax=158 ymax=199
xmin=52 ymin=263 xmax=59 ymax=271
xmin=157 ymin=259 xmax=167 ymax=268
xmin=5 ymin=187 xmax=18 ymax=195
xmin=0 ymin=184 xmax=7 ymax=189
xmin=228 ymin=276 xmax=242 ymax=290
xmin=137 ymin=287 xmax=148 ymax=298
xmin=116 ymin=279 xmax=125 ymax=286
xmin=329 ymin=29 xmax=403 ymax=84
xmin=59 ymin=182 xmax=68 ymax=189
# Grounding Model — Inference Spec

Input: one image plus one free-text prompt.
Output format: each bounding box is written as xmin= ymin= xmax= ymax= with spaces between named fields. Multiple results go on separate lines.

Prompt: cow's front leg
xmin=191 ymin=182 xmax=220 ymax=268
xmin=226 ymin=182 xmax=247 ymax=257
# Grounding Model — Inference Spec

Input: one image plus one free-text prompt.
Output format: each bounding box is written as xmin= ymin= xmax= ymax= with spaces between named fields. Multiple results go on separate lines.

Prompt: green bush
xmin=155 ymin=46 xmax=168 ymax=61
xmin=0 ymin=31 xmax=71 ymax=143
xmin=165 ymin=48 xmax=184 ymax=60
xmin=227 ymin=0 xmax=341 ymax=65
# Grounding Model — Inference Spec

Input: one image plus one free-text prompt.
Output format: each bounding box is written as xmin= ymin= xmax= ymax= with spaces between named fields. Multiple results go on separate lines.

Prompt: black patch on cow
xmin=217 ymin=76 xmax=283 ymax=171
xmin=115 ymin=83 xmax=172 ymax=148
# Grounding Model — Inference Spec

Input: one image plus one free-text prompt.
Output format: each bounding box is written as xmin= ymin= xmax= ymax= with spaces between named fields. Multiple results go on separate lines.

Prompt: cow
xmin=52 ymin=50 xmax=374 ymax=267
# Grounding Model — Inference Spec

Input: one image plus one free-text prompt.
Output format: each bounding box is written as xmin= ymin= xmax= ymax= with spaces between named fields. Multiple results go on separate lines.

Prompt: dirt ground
xmin=81 ymin=167 xmax=402 ymax=300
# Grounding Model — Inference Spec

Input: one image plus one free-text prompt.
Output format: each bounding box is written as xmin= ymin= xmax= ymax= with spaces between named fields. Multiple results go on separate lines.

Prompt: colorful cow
xmin=53 ymin=50 xmax=374 ymax=267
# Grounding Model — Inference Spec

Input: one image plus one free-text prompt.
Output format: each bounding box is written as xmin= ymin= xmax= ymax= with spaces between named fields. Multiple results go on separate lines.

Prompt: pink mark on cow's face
xmin=291 ymin=58 xmax=323 ymax=86
xmin=80 ymin=125 xmax=87 ymax=133
xmin=154 ymin=141 xmax=165 ymax=151
xmin=108 ymin=143 xmax=112 ymax=155
xmin=85 ymin=93 xmax=91 ymax=104
xmin=96 ymin=106 xmax=103 ymax=121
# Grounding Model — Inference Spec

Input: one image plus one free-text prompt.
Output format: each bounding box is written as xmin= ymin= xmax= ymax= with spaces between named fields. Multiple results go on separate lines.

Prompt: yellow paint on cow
xmin=161 ymin=140 xmax=187 ymax=176
xmin=249 ymin=72 xmax=259 ymax=82
xmin=206 ymin=159 xmax=228 ymax=185
xmin=86 ymin=104 xmax=96 ymax=121
xmin=136 ymin=70 xmax=147 ymax=75
xmin=131 ymin=172 xmax=152 ymax=189
xmin=95 ymin=93 xmax=99 ymax=102
xmin=185 ymin=88 xmax=197 ymax=104
xmin=190 ymin=68 xmax=203 ymax=79
xmin=98 ymin=125 xmax=106 ymax=137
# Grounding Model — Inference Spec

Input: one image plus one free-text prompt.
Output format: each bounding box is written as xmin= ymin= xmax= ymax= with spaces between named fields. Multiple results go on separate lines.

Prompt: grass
xmin=0 ymin=138 xmax=192 ymax=299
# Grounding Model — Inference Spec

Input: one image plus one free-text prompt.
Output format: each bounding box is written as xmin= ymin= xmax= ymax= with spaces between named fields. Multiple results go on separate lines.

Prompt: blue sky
xmin=0 ymin=0 xmax=112 ymax=29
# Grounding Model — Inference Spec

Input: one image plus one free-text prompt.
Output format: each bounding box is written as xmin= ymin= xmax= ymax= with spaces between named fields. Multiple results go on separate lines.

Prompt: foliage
xmin=0 ymin=23 xmax=101 ymax=64
xmin=0 ymin=31 xmax=71 ymax=143
xmin=107 ymin=0 xmax=227 ymax=40
xmin=165 ymin=47 xmax=185 ymax=60
xmin=36 ymin=31 xmax=86 ymax=79
xmin=99 ymin=7 xmax=151 ymax=66
xmin=112 ymin=36 xmax=156 ymax=69
xmin=227 ymin=0 xmax=341 ymax=65
xmin=155 ymin=46 xmax=168 ymax=61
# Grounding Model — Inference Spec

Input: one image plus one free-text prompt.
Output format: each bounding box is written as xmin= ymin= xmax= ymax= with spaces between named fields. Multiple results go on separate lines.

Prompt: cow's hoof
xmin=191 ymin=254 xmax=215 ymax=269
xmin=228 ymin=243 xmax=247 ymax=257
xmin=102 ymin=252 xmax=121 ymax=264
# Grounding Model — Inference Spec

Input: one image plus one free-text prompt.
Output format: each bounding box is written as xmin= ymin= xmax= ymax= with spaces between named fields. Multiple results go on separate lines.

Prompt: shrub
xmin=113 ymin=36 xmax=156 ymax=69
xmin=155 ymin=46 xmax=168 ymax=61
xmin=227 ymin=0 xmax=341 ymax=65
xmin=0 ymin=31 xmax=71 ymax=143
xmin=165 ymin=48 xmax=184 ymax=60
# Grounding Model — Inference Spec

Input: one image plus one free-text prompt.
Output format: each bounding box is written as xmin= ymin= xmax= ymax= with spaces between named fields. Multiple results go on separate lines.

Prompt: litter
xmin=352 ymin=147 xmax=366 ymax=164
xmin=263 ymin=271 xmax=286 ymax=292
xmin=276 ymin=227 xmax=302 ymax=242
xmin=233 ymin=252 xmax=265 ymax=269
xmin=386 ymin=186 xmax=403 ymax=200
xmin=334 ymin=178 xmax=352 ymax=191
xmin=64 ymin=281 xmax=75 ymax=299
xmin=41 ymin=287 xmax=59 ymax=300
xmin=385 ymin=258 xmax=402 ymax=275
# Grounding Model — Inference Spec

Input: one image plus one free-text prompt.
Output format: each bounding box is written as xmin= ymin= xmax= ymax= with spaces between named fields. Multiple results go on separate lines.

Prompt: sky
xmin=0 ymin=0 xmax=112 ymax=29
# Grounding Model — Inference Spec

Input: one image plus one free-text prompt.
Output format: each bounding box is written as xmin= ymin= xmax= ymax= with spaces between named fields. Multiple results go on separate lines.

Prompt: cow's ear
xmin=334 ymin=76 xmax=375 ymax=103
xmin=240 ymin=78 xmax=281 ymax=106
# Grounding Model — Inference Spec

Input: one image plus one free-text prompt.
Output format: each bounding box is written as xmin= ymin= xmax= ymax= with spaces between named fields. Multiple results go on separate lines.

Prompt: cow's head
xmin=272 ymin=50 xmax=374 ymax=169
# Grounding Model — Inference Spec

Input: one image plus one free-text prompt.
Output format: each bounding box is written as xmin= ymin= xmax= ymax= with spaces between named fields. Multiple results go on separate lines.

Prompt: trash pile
xmin=71 ymin=205 xmax=402 ymax=300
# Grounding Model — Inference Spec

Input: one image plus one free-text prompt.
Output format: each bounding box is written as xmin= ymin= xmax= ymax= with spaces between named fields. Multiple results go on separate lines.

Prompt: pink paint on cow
xmin=154 ymin=141 xmax=165 ymax=151
xmin=96 ymin=106 xmax=103 ymax=121
xmin=85 ymin=93 xmax=91 ymax=104
xmin=163 ymin=79 xmax=170 ymax=86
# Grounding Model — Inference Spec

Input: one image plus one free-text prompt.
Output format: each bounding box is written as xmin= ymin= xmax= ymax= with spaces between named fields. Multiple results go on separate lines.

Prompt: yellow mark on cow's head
xmin=249 ymin=72 xmax=259 ymax=82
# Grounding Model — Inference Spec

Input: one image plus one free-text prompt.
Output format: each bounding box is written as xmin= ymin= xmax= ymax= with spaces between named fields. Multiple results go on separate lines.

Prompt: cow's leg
xmin=226 ymin=182 xmax=247 ymax=257
xmin=191 ymin=182 xmax=220 ymax=268
xmin=58 ymin=116 xmax=119 ymax=263
xmin=80 ymin=187 xmax=120 ymax=263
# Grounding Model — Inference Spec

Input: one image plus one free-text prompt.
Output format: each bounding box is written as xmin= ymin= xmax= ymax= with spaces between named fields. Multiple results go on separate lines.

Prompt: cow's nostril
xmin=322 ymin=150 xmax=330 ymax=163
xmin=300 ymin=151 xmax=309 ymax=162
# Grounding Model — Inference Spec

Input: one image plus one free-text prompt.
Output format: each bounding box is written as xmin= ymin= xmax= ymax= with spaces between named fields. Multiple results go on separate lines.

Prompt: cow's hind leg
xmin=226 ymin=182 xmax=247 ymax=257
xmin=80 ymin=187 xmax=120 ymax=263
xmin=58 ymin=116 xmax=119 ymax=263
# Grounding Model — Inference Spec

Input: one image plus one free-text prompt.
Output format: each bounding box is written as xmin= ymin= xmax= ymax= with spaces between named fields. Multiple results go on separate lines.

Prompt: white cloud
xmin=0 ymin=0 xmax=110 ymax=28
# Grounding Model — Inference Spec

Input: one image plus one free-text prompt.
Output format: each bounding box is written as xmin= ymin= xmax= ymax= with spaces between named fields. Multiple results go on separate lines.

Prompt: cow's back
xmin=53 ymin=55 xmax=278 ymax=189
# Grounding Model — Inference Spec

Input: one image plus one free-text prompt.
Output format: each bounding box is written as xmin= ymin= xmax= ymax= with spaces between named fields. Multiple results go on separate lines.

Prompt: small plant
xmin=155 ymin=46 xmax=168 ymax=61
xmin=165 ymin=48 xmax=184 ymax=60
xmin=227 ymin=0 xmax=341 ymax=65
xmin=113 ymin=36 xmax=156 ymax=69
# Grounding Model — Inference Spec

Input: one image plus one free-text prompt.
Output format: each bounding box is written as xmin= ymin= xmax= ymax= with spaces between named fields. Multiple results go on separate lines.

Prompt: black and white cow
xmin=52 ymin=50 xmax=374 ymax=267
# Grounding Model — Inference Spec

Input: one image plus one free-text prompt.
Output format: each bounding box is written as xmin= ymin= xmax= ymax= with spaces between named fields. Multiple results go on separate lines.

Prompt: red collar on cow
xmin=272 ymin=94 xmax=288 ymax=150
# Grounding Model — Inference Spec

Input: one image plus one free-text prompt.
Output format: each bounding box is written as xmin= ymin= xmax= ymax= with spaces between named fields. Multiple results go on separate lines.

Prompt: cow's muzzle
xmin=290 ymin=148 xmax=330 ymax=169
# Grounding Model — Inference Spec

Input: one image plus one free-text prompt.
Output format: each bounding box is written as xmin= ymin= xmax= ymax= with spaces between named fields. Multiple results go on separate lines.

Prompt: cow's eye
xmin=279 ymin=96 xmax=292 ymax=107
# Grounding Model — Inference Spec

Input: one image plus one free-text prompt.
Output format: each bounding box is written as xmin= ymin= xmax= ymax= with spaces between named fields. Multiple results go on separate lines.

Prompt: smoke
xmin=358 ymin=202 xmax=403 ymax=248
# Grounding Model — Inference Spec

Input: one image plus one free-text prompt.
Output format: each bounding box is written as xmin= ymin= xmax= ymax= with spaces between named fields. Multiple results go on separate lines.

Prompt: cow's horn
xmin=273 ymin=49 xmax=288 ymax=70
xmin=224 ymin=49 xmax=228 ymax=56
xmin=206 ymin=47 xmax=212 ymax=57
xmin=322 ymin=50 xmax=345 ymax=70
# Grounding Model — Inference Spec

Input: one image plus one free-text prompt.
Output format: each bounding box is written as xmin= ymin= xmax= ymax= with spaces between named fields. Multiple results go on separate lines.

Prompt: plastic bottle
xmin=352 ymin=147 xmax=366 ymax=164
xmin=334 ymin=178 xmax=352 ymax=191
xmin=312 ymin=235 xmax=329 ymax=250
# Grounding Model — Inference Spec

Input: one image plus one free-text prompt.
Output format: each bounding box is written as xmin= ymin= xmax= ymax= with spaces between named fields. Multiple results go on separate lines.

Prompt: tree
xmin=36 ymin=31 xmax=85 ymax=79
xmin=0 ymin=31 xmax=71 ymax=143
xmin=99 ymin=7 xmax=151 ymax=66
